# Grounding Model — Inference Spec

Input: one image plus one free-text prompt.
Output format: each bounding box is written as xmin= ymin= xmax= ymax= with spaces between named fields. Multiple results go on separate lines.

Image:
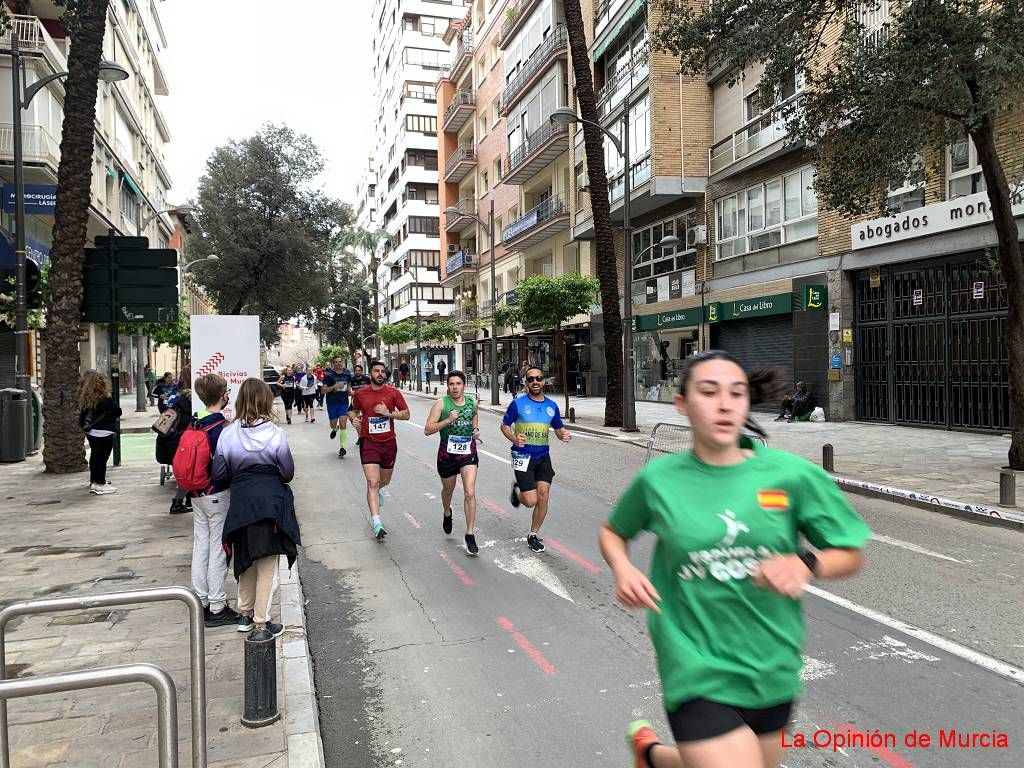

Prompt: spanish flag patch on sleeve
xmin=757 ymin=489 xmax=790 ymax=511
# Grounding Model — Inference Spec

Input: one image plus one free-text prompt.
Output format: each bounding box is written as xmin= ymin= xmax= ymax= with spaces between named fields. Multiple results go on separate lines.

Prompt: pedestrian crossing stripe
xmin=757 ymin=489 xmax=789 ymax=510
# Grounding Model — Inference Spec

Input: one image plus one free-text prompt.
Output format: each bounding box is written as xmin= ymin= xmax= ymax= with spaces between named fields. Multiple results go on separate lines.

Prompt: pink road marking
xmin=544 ymin=537 xmax=602 ymax=574
xmin=481 ymin=498 xmax=511 ymax=519
xmin=438 ymin=550 xmax=474 ymax=586
xmin=403 ymin=512 xmax=421 ymax=529
xmin=496 ymin=616 xmax=557 ymax=675
xmin=832 ymin=724 xmax=915 ymax=768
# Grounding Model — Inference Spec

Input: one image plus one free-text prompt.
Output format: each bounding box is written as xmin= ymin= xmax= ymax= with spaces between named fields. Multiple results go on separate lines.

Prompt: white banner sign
xmin=190 ymin=315 xmax=261 ymax=421
xmin=851 ymin=189 xmax=1024 ymax=250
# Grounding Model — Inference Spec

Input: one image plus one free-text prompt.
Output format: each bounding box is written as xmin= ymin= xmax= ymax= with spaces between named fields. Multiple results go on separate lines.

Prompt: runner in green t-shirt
xmin=600 ymin=350 xmax=870 ymax=768
xmin=424 ymin=371 xmax=481 ymax=555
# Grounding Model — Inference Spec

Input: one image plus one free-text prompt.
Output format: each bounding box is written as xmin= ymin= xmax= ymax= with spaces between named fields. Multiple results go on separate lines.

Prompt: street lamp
xmin=444 ymin=199 xmax=498 ymax=406
xmin=551 ymin=105 xmax=640 ymax=431
xmin=137 ymin=205 xmax=189 ymax=238
xmin=334 ymin=301 xmax=365 ymax=363
xmin=5 ymin=27 xmax=130 ymax=451
xmin=182 ymin=254 xmax=219 ymax=275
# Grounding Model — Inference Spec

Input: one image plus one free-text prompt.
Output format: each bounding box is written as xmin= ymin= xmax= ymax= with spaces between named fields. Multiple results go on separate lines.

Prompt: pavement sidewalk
xmin=403 ymin=382 xmax=1022 ymax=526
xmin=0 ymin=443 xmax=323 ymax=767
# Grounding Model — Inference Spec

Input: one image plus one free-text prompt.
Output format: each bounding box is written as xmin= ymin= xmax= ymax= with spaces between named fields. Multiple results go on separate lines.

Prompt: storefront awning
xmin=592 ymin=0 xmax=645 ymax=61
xmin=121 ymin=172 xmax=143 ymax=198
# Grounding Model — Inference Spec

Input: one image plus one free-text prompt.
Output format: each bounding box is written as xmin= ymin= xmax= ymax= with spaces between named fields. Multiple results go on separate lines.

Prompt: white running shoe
xmin=90 ymin=483 xmax=116 ymax=495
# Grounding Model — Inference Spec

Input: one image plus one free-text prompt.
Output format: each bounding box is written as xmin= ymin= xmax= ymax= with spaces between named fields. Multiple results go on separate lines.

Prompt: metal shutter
xmin=712 ymin=315 xmax=794 ymax=403
xmin=0 ymin=331 xmax=14 ymax=388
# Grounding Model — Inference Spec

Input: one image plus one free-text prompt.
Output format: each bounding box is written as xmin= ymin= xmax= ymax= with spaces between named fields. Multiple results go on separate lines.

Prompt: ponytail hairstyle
xmin=677 ymin=350 xmax=787 ymax=440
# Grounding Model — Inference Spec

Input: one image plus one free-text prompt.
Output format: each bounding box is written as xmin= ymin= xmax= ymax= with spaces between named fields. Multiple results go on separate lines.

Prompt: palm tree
xmin=41 ymin=0 xmax=110 ymax=473
xmin=339 ymin=227 xmax=392 ymax=323
xmin=563 ymin=0 xmax=624 ymax=427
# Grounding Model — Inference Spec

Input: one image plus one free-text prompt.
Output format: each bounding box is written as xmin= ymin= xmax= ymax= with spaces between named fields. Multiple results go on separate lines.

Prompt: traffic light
xmin=0 ymin=257 xmax=41 ymax=309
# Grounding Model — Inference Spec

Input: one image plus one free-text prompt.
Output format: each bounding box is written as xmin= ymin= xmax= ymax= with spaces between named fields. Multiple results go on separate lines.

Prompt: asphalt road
xmin=289 ymin=392 xmax=1024 ymax=768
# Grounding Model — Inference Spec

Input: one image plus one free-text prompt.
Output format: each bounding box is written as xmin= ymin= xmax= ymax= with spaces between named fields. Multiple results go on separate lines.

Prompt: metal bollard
xmin=999 ymin=469 xmax=1016 ymax=507
xmin=822 ymin=443 xmax=834 ymax=472
xmin=241 ymin=630 xmax=280 ymax=728
xmin=568 ymin=407 xmax=575 ymax=424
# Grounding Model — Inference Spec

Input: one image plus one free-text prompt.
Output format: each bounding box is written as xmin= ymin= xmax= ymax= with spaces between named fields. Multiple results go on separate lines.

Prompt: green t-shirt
xmin=608 ymin=439 xmax=870 ymax=711
xmin=438 ymin=395 xmax=476 ymax=459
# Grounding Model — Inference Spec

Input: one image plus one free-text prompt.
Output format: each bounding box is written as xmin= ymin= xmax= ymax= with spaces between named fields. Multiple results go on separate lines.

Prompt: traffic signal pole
xmin=107 ymin=230 xmax=121 ymax=467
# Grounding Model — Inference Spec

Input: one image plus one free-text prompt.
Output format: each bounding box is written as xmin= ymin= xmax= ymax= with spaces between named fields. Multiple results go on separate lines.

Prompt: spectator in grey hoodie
xmin=213 ymin=378 xmax=300 ymax=639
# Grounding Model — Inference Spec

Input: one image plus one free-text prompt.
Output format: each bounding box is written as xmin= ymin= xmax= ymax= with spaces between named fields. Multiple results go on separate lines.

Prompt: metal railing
xmin=0 ymin=15 xmax=68 ymax=71
xmin=444 ymin=197 xmax=475 ymax=229
xmin=0 ymin=664 xmax=179 ymax=768
xmin=505 ymin=120 xmax=568 ymax=176
xmin=481 ymin=298 xmax=494 ymax=317
xmin=645 ymin=422 xmax=768 ymax=464
xmin=503 ymin=192 xmax=568 ymax=242
xmin=709 ymin=94 xmax=803 ymax=175
xmin=444 ymin=143 xmax=476 ymax=177
xmin=0 ymin=586 xmax=207 ymax=768
xmin=0 ymin=124 xmax=60 ymax=168
xmin=451 ymin=30 xmax=475 ymax=79
xmin=443 ymin=90 xmax=476 ymax=125
xmin=501 ymin=26 xmax=567 ymax=112
xmin=446 ymin=250 xmax=479 ymax=275
xmin=451 ymin=303 xmax=480 ymax=323
xmin=597 ymin=46 xmax=649 ymax=118
xmin=500 ymin=0 xmax=541 ymax=44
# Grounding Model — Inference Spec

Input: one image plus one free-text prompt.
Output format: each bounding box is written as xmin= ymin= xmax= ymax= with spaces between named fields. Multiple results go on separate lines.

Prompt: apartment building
xmin=366 ymin=0 xmax=467 ymax=377
xmin=0 ymin=0 xmax=174 ymax=383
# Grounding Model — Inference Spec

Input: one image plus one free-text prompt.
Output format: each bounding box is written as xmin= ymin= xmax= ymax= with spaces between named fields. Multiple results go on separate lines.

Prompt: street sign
xmin=84 ymin=248 xmax=177 ymax=268
xmin=81 ymin=233 xmax=179 ymax=324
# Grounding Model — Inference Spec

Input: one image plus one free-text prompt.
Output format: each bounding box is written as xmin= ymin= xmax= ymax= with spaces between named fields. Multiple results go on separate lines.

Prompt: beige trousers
xmin=237 ymin=555 xmax=279 ymax=624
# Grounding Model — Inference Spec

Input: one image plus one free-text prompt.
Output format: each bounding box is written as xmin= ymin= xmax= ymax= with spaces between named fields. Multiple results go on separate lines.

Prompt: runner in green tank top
xmin=424 ymin=370 xmax=481 ymax=555
xmin=601 ymin=351 xmax=870 ymax=768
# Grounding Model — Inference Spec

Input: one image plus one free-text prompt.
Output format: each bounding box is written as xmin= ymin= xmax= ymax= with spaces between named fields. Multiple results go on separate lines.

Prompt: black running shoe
xmin=443 ymin=508 xmax=453 ymax=535
xmin=264 ymin=621 xmax=285 ymax=638
xmin=338 ymin=447 xmax=347 ymax=458
xmin=527 ymin=534 xmax=545 ymax=553
xmin=465 ymin=533 xmax=479 ymax=556
xmin=237 ymin=613 xmax=255 ymax=633
xmin=169 ymin=500 xmax=189 ymax=515
xmin=204 ymin=606 xmax=241 ymax=628
xmin=509 ymin=482 xmax=521 ymax=508
xmin=330 ymin=429 xmax=337 ymax=440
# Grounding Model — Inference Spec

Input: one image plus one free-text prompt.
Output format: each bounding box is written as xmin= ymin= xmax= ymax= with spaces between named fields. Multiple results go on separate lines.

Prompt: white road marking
xmin=869 ymin=533 xmax=966 ymax=563
xmin=806 ymin=584 xmax=1024 ymax=684
xmin=479 ymin=449 xmax=512 ymax=465
xmin=847 ymin=635 xmax=939 ymax=663
xmin=800 ymin=655 xmax=838 ymax=681
xmin=407 ymin=420 xmax=425 ymax=429
xmin=491 ymin=553 xmax=574 ymax=603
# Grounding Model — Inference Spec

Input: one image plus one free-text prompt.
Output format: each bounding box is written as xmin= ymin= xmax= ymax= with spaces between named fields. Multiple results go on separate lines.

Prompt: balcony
xmin=500 ymin=26 xmax=568 ymax=116
xmin=709 ymin=94 xmax=804 ymax=178
xmin=449 ymin=301 xmax=480 ymax=324
xmin=0 ymin=15 xmax=68 ymax=75
xmin=503 ymin=121 xmax=570 ymax=184
xmin=444 ymin=143 xmax=477 ymax=183
xmin=597 ymin=45 xmax=649 ymax=119
xmin=444 ymin=197 xmax=479 ymax=233
xmin=480 ymin=298 xmax=494 ymax=318
xmin=502 ymin=193 xmax=570 ymax=249
xmin=443 ymin=251 xmax=480 ymax=286
xmin=451 ymin=30 xmax=475 ymax=82
xmin=500 ymin=0 xmax=542 ymax=48
xmin=443 ymin=90 xmax=476 ymax=134
xmin=0 ymin=124 xmax=61 ymax=174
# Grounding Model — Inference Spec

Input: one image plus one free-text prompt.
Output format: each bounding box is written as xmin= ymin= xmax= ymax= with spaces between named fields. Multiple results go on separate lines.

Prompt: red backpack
xmin=172 ymin=421 xmax=220 ymax=493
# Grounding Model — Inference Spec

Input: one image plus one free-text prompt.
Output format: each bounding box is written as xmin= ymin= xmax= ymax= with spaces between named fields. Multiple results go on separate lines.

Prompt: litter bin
xmin=0 ymin=388 xmax=28 ymax=463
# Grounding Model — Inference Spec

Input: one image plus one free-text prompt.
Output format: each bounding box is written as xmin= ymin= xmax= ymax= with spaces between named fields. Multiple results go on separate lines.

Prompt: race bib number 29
xmin=368 ymin=416 xmax=390 ymax=435
xmin=511 ymin=451 xmax=530 ymax=472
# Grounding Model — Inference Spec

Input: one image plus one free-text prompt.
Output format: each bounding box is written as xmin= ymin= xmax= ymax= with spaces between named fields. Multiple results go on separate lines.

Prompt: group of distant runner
xmin=271 ymin=350 xmax=871 ymax=768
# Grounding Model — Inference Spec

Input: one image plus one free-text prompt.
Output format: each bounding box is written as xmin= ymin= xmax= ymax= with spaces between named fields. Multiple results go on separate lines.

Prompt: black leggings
xmin=85 ymin=434 xmax=113 ymax=485
xmin=302 ymin=394 xmax=316 ymax=410
xmin=281 ymin=388 xmax=296 ymax=410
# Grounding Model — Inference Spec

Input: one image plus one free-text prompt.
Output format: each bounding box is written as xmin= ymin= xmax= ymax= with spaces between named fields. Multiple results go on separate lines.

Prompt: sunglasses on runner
xmin=525 ymin=376 xmax=544 ymax=383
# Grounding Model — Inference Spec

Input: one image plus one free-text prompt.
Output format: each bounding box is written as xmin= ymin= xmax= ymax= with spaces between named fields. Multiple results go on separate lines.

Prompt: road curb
xmin=279 ymin=558 xmax=327 ymax=768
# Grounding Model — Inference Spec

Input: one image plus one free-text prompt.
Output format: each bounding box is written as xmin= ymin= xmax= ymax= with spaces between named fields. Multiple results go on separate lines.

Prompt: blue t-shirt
xmin=323 ymin=369 xmax=352 ymax=405
xmin=502 ymin=394 xmax=564 ymax=459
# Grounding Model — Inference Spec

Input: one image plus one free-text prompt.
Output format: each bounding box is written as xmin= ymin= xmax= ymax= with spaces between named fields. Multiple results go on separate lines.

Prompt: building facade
xmin=365 ymin=0 xmax=468 ymax=379
xmin=0 ymin=0 xmax=174 ymax=386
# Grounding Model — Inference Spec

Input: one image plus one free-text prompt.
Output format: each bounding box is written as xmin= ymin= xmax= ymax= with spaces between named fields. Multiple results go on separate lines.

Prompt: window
xmin=404 ymin=47 xmax=447 ymax=70
xmin=408 ymin=250 xmax=440 ymax=268
xmin=715 ymin=166 xmax=818 ymax=260
xmin=479 ymin=113 xmax=488 ymax=138
xmin=887 ymin=153 xmax=925 ymax=212
xmin=492 ymin=98 xmax=501 ymax=124
xmin=494 ymin=215 xmax=503 ymax=243
xmin=856 ymin=0 xmax=891 ymax=46
xmin=406 ymin=150 xmax=438 ymax=171
xmin=405 ymin=114 xmax=437 ymax=135
xmin=404 ymin=81 xmax=436 ymax=103
xmin=947 ymin=134 xmax=985 ymax=199
xmin=408 ymin=216 xmax=439 ymax=236
xmin=481 ymin=169 xmax=489 ymax=194
xmin=493 ymin=158 xmax=502 ymax=183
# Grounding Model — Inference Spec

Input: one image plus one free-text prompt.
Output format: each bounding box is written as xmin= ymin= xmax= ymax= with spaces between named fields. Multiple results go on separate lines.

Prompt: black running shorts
xmin=667 ymin=698 xmax=793 ymax=742
xmin=437 ymin=453 xmax=479 ymax=479
xmin=513 ymin=452 xmax=555 ymax=492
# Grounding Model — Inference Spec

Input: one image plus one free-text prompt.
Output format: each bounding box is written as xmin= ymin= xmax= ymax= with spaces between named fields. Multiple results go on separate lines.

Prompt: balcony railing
xmin=445 ymin=197 xmax=477 ymax=230
xmin=451 ymin=301 xmax=480 ymax=323
xmin=451 ymin=30 xmax=475 ymax=80
xmin=444 ymin=143 xmax=477 ymax=179
xmin=500 ymin=0 xmax=542 ymax=47
xmin=597 ymin=46 xmax=649 ymax=118
xmin=505 ymin=121 xmax=567 ymax=177
xmin=709 ymin=94 xmax=803 ymax=175
xmin=443 ymin=90 xmax=476 ymax=131
xmin=503 ymin=193 xmax=568 ymax=242
xmin=480 ymin=299 xmax=494 ymax=317
xmin=0 ymin=15 xmax=68 ymax=72
xmin=0 ymin=124 xmax=61 ymax=170
xmin=501 ymin=26 xmax=567 ymax=113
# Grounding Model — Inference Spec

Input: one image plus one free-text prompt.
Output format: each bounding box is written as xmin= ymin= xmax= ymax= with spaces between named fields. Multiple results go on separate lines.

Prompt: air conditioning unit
xmin=447 ymin=244 xmax=459 ymax=254
xmin=686 ymin=224 xmax=707 ymax=248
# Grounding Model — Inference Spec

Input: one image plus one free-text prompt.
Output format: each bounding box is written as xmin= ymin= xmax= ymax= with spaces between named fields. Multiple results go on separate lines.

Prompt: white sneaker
xmin=90 ymin=483 xmax=116 ymax=495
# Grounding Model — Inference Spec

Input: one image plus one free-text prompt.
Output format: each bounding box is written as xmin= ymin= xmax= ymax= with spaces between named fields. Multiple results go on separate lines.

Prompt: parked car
xmin=263 ymin=365 xmax=283 ymax=397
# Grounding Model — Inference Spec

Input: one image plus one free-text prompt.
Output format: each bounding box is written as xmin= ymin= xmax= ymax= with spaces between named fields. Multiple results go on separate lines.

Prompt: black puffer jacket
xmin=79 ymin=397 xmax=121 ymax=432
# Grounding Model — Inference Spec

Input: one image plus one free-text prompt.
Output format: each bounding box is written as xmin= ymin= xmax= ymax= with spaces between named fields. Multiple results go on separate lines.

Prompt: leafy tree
xmin=564 ymin=0 xmax=626 ymax=428
xmin=31 ymin=0 xmax=109 ymax=474
xmin=654 ymin=0 xmax=1024 ymax=467
xmin=378 ymin=320 xmax=416 ymax=347
xmin=420 ymin=319 xmax=461 ymax=344
xmin=491 ymin=274 xmax=600 ymax=415
xmin=188 ymin=123 xmax=351 ymax=343
xmin=314 ymin=344 xmax=350 ymax=367
xmin=306 ymin=251 xmax=376 ymax=361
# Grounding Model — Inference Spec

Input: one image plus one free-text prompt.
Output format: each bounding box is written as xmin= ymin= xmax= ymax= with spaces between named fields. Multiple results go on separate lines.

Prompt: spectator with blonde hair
xmin=78 ymin=370 xmax=121 ymax=494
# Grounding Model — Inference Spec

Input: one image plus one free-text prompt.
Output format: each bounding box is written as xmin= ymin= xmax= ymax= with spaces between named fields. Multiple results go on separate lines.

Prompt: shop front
xmin=632 ymin=308 xmax=701 ymax=403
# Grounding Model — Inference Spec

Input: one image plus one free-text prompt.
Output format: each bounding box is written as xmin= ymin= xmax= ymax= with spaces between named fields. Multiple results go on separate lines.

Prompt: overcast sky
xmin=160 ymin=0 xmax=374 ymax=206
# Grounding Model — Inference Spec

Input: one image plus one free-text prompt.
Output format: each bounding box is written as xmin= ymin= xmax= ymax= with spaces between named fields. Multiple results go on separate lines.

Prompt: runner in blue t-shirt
xmin=500 ymin=366 xmax=572 ymax=552
xmin=322 ymin=355 xmax=353 ymax=458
